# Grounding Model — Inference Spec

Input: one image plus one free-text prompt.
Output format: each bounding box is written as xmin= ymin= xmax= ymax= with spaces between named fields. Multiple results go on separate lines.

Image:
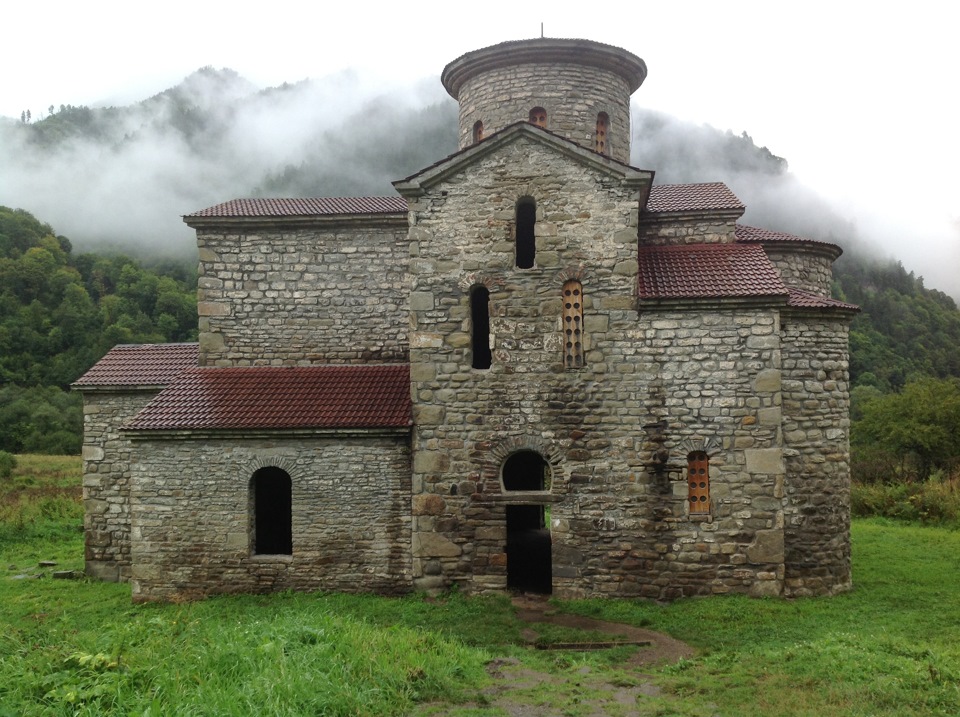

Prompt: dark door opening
xmin=252 ymin=467 xmax=292 ymax=555
xmin=506 ymin=504 xmax=552 ymax=594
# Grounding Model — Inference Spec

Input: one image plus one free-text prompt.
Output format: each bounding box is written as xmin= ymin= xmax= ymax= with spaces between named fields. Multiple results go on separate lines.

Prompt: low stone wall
xmin=79 ymin=390 xmax=158 ymax=581
xmin=127 ymin=433 xmax=412 ymax=602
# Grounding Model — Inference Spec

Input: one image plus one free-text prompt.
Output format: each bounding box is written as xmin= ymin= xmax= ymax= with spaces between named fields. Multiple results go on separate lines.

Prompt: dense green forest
xmin=0 ymin=206 xmax=196 ymax=453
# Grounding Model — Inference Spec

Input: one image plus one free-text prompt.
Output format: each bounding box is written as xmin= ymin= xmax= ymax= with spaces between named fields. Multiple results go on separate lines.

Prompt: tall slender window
xmin=595 ymin=112 xmax=609 ymax=155
xmin=529 ymin=107 xmax=547 ymax=128
xmin=562 ymin=280 xmax=584 ymax=368
xmin=687 ymin=452 xmax=710 ymax=515
xmin=515 ymin=198 xmax=536 ymax=269
xmin=471 ymin=286 xmax=491 ymax=369
xmin=252 ymin=467 xmax=292 ymax=555
xmin=472 ymin=120 xmax=484 ymax=144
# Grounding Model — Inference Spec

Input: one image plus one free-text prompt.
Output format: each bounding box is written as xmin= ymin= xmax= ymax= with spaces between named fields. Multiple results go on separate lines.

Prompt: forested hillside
xmin=1 ymin=69 xmax=958 ymax=467
xmin=0 ymin=207 xmax=196 ymax=453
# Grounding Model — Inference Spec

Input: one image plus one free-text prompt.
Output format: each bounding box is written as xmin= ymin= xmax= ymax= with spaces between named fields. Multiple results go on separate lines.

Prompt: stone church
xmin=74 ymin=38 xmax=857 ymax=602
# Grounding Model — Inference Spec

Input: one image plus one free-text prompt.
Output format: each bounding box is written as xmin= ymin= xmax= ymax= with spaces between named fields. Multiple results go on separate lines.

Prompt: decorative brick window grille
xmin=471 ymin=285 xmax=492 ymax=369
xmin=472 ymin=120 xmax=484 ymax=144
xmin=529 ymin=106 xmax=547 ymax=128
xmin=687 ymin=451 xmax=710 ymax=515
xmin=515 ymin=198 xmax=536 ymax=269
xmin=252 ymin=467 xmax=292 ymax=555
xmin=562 ymin=280 xmax=584 ymax=368
xmin=595 ymin=112 xmax=609 ymax=155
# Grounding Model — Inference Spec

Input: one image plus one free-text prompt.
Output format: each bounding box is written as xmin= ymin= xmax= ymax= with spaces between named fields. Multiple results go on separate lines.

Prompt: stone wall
xmin=764 ymin=246 xmax=837 ymax=295
xmin=405 ymin=135 xmax=790 ymax=599
xmin=196 ymin=221 xmax=409 ymax=367
xmin=780 ymin=310 xmax=853 ymax=596
xmin=453 ymin=63 xmax=634 ymax=163
xmin=128 ymin=433 xmax=412 ymax=602
xmin=79 ymin=390 xmax=158 ymax=581
xmin=639 ymin=216 xmax=739 ymax=245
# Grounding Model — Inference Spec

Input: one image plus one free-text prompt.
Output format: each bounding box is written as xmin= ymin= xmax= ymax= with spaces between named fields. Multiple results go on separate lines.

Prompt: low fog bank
xmin=0 ymin=69 xmax=457 ymax=260
xmin=1 ymin=69 xmax=955 ymax=300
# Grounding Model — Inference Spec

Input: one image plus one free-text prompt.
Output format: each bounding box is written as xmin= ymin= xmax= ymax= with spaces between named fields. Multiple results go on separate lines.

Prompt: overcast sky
xmin=3 ymin=1 xmax=958 ymax=296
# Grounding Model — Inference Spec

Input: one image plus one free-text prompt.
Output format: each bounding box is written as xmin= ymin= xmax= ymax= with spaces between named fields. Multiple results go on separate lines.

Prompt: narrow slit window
xmin=595 ymin=112 xmax=609 ymax=155
xmin=687 ymin=451 xmax=710 ymax=515
xmin=252 ymin=467 xmax=292 ymax=555
xmin=529 ymin=106 xmax=547 ymax=128
xmin=471 ymin=286 xmax=491 ymax=369
xmin=562 ymin=280 xmax=584 ymax=368
xmin=472 ymin=120 xmax=484 ymax=144
xmin=515 ymin=198 xmax=536 ymax=269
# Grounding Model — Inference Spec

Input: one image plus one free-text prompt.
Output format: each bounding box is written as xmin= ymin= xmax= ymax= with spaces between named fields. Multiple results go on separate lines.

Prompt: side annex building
xmin=74 ymin=38 xmax=857 ymax=602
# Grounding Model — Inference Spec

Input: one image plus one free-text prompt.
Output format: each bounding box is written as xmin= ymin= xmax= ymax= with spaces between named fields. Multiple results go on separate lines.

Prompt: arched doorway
xmin=502 ymin=451 xmax=552 ymax=593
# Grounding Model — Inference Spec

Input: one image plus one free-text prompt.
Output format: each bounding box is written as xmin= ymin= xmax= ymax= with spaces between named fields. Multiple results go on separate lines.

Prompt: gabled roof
xmin=185 ymin=196 xmax=406 ymax=220
xmin=124 ymin=365 xmax=411 ymax=432
xmin=72 ymin=343 xmax=199 ymax=389
xmin=645 ymin=183 xmax=745 ymax=214
xmin=637 ymin=243 xmax=787 ymax=300
xmin=394 ymin=121 xmax=654 ymax=197
xmin=786 ymin=287 xmax=859 ymax=312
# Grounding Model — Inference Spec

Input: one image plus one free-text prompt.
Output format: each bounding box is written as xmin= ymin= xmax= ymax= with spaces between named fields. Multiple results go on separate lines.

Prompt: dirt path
xmin=417 ymin=595 xmax=697 ymax=716
xmin=511 ymin=594 xmax=695 ymax=668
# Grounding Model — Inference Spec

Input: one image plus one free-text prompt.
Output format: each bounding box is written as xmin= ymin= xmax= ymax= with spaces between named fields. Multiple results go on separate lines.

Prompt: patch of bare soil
xmin=511 ymin=594 xmax=695 ymax=669
xmin=418 ymin=595 xmax=696 ymax=716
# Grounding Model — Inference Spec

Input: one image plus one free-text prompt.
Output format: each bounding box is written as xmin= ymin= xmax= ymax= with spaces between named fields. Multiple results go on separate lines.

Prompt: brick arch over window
xmin=478 ymin=436 xmax=563 ymax=493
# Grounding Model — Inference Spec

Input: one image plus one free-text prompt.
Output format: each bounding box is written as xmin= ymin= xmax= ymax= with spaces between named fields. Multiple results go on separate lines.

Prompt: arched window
xmin=472 ymin=120 xmax=484 ymax=144
xmin=687 ymin=452 xmax=710 ymax=515
xmin=562 ymin=280 xmax=584 ymax=368
xmin=471 ymin=286 xmax=491 ymax=370
xmin=515 ymin=197 xmax=536 ymax=269
xmin=595 ymin=112 xmax=609 ymax=155
xmin=528 ymin=107 xmax=547 ymax=128
xmin=252 ymin=467 xmax=292 ymax=555
xmin=502 ymin=450 xmax=550 ymax=491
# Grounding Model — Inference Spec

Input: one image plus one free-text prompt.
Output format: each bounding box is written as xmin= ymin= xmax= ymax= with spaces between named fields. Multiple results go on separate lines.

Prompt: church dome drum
xmin=442 ymin=38 xmax=647 ymax=164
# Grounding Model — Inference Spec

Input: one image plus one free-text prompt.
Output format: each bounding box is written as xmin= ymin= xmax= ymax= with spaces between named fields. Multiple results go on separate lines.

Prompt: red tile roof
xmin=185 ymin=196 xmax=407 ymax=218
xmin=645 ymin=183 xmax=744 ymax=213
xmin=637 ymin=244 xmax=787 ymax=300
xmin=72 ymin=343 xmax=199 ymax=388
xmin=735 ymin=224 xmax=838 ymax=248
xmin=125 ymin=365 xmax=411 ymax=431
xmin=786 ymin=287 xmax=859 ymax=311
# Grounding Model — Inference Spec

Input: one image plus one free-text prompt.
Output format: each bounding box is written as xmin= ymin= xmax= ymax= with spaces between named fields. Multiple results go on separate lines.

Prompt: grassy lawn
xmin=2 ymin=456 xmax=959 ymax=715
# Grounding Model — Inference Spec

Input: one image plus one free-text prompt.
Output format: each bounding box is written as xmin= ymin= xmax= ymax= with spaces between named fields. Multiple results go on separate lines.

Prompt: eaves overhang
xmin=183 ymin=212 xmax=408 ymax=232
xmin=442 ymin=38 xmax=647 ymax=99
xmin=636 ymin=294 xmax=790 ymax=311
xmin=639 ymin=207 xmax=746 ymax=224
xmin=123 ymin=426 xmax=412 ymax=441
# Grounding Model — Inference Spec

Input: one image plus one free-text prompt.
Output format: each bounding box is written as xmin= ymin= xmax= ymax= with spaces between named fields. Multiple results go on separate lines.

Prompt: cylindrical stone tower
xmin=441 ymin=38 xmax=647 ymax=164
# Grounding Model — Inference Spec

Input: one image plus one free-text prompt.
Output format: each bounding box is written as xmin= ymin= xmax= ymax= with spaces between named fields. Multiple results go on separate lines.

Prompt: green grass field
xmin=2 ymin=456 xmax=959 ymax=716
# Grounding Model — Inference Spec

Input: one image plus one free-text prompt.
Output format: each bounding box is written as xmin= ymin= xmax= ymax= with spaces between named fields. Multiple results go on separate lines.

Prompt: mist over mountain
xmin=0 ymin=66 xmax=952 ymax=301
